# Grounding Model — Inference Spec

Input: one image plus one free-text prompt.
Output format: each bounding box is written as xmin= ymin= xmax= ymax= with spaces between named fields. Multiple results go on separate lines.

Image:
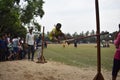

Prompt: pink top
xmin=114 ymin=32 xmax=120 ymax=60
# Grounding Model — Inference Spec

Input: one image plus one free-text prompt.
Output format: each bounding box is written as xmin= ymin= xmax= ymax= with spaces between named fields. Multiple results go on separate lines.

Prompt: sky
xmin=37 ymin=0 xmax=120 ymax=34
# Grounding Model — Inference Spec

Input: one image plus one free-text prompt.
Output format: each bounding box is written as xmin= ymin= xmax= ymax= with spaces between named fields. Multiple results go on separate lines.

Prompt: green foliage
xmin=33 ymin=21 xmax=41 ymax=31
xmin=20 ymin=0 xmax=44 ymax=24
xmin=0 ymin=0 xmax=44 ymax=37
xmin=0 ymin=0 xmax=21 ymax=34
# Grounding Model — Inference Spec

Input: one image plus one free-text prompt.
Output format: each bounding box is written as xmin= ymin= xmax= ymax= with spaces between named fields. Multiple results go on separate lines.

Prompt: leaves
xmin=20 ymin=0 xmax=44 ymax=24
xmin=0 ymin=0 xmax=44 ymax=38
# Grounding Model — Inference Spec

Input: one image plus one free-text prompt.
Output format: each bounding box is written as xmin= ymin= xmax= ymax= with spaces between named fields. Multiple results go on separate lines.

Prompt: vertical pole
xmin=93 ymin=0 xmax=104 ymax=80
xmin=39 ymin=26 xmax=47 ymax=63
xmin=41 ymin=26 xmax=44 ymax=59
xmin=96 ymin=0 xmax=101 ymax=74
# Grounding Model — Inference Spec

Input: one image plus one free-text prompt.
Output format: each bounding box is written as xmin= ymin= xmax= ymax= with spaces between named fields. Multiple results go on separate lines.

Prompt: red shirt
xmin=114 ymin=32 xmax=120 ymax=60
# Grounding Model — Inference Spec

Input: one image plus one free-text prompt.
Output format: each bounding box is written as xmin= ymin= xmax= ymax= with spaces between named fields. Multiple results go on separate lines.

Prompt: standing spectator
xmin=44 ymin=41 xmax=47 ymax=48
xmin=12 ymin=36 xmax=19 ymax=59
xmin=0 ymin=34 xmax=7 ymax=61
xmin=0 ymin=35 xmax=3 ymax=61
xmin=36 ymin=34 xmax=42 ymax=63
xmin=7 ymin=38 xmax=14 ymax=60
xmin=74 ymin=40 xmax=77 ymax=48
xmin=19 ymin=38 xmax=26 ymax=59
xmin=18 ymin=37 xmax=24 ymax=60
xmin=7 ymin=33 xmax=11 ymax=43
xmin=4 ymin=33 xmax=10 ymax=60
xmin=26 ymin=27 xmax=35 ymax=61
xmin=112 ymin=24 xmax=120 ymax=80
xmin=22 ymin=38 xmax=28 ymax=59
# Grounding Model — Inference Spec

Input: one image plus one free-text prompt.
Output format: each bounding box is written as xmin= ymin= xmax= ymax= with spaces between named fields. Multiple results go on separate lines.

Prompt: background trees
xmin=0 ymin=0 xmax=44 ymax=38
xmin=0 ymin=0 xmax=118 ymax=41
xmin=45 ymin=29 xmax=117 ymax=43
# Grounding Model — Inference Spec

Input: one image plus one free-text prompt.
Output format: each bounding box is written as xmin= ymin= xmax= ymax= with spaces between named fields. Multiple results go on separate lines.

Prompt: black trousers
xmin=28 ymin=45 xmax=35 ymax=60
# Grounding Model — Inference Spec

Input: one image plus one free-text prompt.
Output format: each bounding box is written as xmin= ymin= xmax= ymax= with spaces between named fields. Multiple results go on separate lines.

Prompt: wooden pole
xmin=93 ymin=0 xmax=104 ymax=80
xmin=64 ymin=32 xmax=109 ymax=42
xmin=39 ymin=26 xmax=47 ymax=63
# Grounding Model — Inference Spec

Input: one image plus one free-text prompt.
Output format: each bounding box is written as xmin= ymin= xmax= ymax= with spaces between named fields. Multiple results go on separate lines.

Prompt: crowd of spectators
xmin=0 ymin=33 xmax=28 ymax=62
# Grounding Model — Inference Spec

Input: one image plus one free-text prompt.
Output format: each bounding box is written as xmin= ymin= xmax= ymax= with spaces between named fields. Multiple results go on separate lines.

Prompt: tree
xmin=72 ymin=32 xmax=78 ymax=37
xmin=0 ymin=0 xmax=22 ymax=36
xmin=100 ymin=31 xmax=109 ymax=41
xmin=89 ymin=30 xmax=96 ymax=43
xmin=33 ymin=21 xmax=41 ymax=31
xmin=84 ymin=31 xmax=90 ymax=43
xmin=20 ymin=0 xmax=44 ymax=25
xmin=0 ymin=0 xmax=44 ymax=37
xmin=66 ymin=33 xmax=72 ymax=39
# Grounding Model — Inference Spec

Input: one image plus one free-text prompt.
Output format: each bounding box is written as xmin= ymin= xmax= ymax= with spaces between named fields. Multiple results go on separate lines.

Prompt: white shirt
xmin=12 ymin=38 xmax=19 ymax=47
xmin=26 ymin=33 xmax=35 ymax=45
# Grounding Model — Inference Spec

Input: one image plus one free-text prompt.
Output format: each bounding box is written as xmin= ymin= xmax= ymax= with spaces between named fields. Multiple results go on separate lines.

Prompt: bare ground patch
xmin=0 ymin=60 xmax=120 ymax=80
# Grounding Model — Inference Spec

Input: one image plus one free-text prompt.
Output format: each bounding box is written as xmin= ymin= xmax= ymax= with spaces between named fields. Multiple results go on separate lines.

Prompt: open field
xmin=0 ymin=44 xmax=120 ymax=80
xmin=44 ymin=44 xmax=115 ymax=71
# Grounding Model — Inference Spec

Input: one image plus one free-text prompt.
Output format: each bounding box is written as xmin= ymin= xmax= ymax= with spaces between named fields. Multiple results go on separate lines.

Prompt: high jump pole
xmin=39 ymin=26 xmax=47 ymax=63
xmin=93 ymin=0 xmax=104 ymax=80
xmin=63 ymin=32 xmax=109 ymax=42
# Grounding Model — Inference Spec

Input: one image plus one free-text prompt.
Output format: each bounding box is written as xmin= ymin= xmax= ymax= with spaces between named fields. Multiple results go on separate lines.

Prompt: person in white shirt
xmin=26 ymin=28 xmax=35 ymax=61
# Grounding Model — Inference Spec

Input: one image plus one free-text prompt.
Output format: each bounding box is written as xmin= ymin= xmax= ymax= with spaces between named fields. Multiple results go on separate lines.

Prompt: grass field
xmin=43 ymin=43 xmax=115 ymax=71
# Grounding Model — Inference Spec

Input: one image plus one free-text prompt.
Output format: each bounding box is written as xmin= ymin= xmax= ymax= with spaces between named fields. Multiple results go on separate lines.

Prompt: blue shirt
xmin=0 ymin=39 xmax=7 ymax=49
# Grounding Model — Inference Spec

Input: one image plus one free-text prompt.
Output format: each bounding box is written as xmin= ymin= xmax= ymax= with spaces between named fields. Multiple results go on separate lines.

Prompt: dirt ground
xmin=0 ymin=60 xmax=120 ymax=80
